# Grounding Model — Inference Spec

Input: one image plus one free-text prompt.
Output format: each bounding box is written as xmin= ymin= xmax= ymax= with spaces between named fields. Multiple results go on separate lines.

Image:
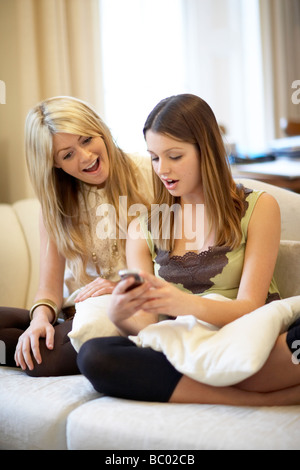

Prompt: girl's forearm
xmin=182 ymin=295 xmax=260 ymax=327
xmin=31 ymin=289 xmax=64 ymax=324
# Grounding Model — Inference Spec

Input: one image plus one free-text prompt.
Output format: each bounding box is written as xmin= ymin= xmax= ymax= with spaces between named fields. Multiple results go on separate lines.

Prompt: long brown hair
xmin=143 ymin=94 xmax=245 ymax=251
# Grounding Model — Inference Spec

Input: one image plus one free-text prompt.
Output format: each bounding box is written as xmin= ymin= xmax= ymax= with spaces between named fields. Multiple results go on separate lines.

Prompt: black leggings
xmin=0 ymin=306 xmax=79 ymax=376
xmin=77 ymin=336 xmax=183 ymax=402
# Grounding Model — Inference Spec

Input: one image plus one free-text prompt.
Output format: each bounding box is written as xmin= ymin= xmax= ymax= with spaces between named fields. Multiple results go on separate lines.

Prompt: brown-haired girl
xmin=78 ymin=94 xmax=300 ymax=405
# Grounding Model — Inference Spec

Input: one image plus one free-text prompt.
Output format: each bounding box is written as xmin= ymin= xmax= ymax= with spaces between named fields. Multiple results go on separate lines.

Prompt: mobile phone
xmin=119 ymin=269 xmax=144 ymax=291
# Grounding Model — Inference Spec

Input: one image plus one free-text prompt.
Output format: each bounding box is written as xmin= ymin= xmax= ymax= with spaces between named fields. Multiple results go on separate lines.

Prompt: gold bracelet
xmin=29 ymin=299 xmax=59 ymax=325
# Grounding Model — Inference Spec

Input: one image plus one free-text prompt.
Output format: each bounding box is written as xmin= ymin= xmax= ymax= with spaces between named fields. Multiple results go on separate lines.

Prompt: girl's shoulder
xmin=240 ymin=185 xmax=280 ymax=239
xmin=240 ymin=185 xmax=264 ymax=218
xmin=241 ymin=185 xmax=278 ymax=217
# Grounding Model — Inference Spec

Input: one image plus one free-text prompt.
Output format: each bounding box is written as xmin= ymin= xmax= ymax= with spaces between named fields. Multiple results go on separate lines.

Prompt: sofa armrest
xmin=0 ymin=204 xmax=30 ymax=308
xmin=13 ymin=199 xmax=40 ymax=308
xmin=0 ymin=199 xmax=40 ymax=309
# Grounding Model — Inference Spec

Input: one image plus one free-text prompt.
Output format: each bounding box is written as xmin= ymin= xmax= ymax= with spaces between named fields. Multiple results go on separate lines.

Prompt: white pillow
xmin=68 ymin=295 xmax=120 ymax=352
xmin=130 ymin=294 xmax=300 ymax=386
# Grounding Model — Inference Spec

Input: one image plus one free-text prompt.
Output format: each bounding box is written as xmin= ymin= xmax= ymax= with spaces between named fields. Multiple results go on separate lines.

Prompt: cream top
xmin=63 ymin=154 xmax=153 ymax=305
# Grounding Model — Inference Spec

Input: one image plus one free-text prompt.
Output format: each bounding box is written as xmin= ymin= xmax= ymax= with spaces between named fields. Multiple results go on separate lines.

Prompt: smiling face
xmin=146 ymin=130 xmax=203 ymax=203
xmin=53 ymin=133 xmax=110 ymax=187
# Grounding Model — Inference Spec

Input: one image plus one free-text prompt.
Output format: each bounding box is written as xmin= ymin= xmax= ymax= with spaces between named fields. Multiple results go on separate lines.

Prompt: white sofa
xmin=0 ymin=178 xmax=300 ymax=451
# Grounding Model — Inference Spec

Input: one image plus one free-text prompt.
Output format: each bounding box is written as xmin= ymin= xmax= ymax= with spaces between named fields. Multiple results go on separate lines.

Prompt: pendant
xmin=92 ymin=252 xmax=101 ymax=275
xmin=111 ymin=241 xmax=119 ymax=256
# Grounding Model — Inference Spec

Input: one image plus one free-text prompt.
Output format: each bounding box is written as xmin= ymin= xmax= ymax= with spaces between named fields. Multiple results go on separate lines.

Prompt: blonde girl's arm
xmin=14 ymin=211 xmax=66 ymax=370
xmin=32 ymin=211 xmax=66 ymax=318
xmin=141 ymin=193 xmax=281 ymax=327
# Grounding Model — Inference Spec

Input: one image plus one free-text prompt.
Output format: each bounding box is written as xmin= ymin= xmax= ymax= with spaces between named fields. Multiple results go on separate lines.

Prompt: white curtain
xmin=182 ymin=0 xmax=270 ymax=153
xmin=0 ymin=0 xmax=103 ymax=202
xmin=99 ymin=0 xmax=187 ymax=154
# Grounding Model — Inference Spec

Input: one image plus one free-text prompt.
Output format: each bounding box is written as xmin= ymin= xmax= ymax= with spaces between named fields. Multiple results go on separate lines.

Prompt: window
xmin=99 ymin=0 xmax=186 ymax=154
xmin=182 ymin=0 xmax=267 ymax=153
xmin=99 ymin=0 xmax=285 ymax=156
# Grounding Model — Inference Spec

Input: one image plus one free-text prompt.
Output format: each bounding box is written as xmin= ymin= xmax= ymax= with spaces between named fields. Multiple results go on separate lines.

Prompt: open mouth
xmin=163 ymin=178 xmax=179 ymax=189
xmin=83 ymin=157 xmax=100 ymax=173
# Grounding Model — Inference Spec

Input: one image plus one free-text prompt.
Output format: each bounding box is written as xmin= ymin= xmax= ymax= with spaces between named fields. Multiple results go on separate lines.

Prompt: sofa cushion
xmin=0 ymin=367 xmax=99 ymax=450
xmin=275 ymin=240 xmax=300 ymax=299
xmin=66 ymin=396 xmax=300 ymax=450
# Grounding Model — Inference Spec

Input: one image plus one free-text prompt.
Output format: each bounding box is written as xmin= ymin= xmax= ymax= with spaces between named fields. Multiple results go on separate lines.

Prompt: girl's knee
xmin=77 ymin=336 xmax=133 ymax=395
xmin=77 ymin=336 xmax=122 ymax=379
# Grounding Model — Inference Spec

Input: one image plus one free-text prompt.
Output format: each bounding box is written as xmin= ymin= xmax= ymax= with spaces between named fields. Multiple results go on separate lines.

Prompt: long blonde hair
xmin=25 ymin=96 xmax=149 ymax=283
xmin=143 ymin=94 xmax=245 ymax=251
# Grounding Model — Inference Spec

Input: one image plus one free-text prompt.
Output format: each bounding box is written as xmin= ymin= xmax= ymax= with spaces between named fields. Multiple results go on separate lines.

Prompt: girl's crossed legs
xmin=77 ymin=321 xmax=300 ymax=406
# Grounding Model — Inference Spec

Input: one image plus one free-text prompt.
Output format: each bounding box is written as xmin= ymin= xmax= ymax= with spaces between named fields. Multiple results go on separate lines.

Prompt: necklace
xmin=91 ymin=239 xmax=119 ymax=278
xmin=82 ymin=186 xmax=121 ymax=279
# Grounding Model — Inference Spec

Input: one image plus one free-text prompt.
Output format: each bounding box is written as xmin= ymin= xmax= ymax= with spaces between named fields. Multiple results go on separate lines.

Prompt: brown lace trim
xmin=155 ymin=245 xmax=230 ymax=294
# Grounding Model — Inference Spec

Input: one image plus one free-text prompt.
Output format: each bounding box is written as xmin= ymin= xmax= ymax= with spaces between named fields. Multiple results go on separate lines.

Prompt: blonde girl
xmin=0 ymin=96 xmax=152 ymax=376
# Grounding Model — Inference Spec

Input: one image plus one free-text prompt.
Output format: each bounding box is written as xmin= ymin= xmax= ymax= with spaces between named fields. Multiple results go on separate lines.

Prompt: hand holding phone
xmin=119 ymin=269 xmax=144 ymax=291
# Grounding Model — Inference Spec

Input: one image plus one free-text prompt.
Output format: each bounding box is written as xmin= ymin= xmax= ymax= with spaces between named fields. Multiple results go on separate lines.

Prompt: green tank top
xmin=139 ymin=188 xmax=280 ymax=303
